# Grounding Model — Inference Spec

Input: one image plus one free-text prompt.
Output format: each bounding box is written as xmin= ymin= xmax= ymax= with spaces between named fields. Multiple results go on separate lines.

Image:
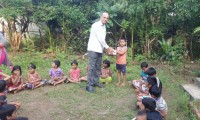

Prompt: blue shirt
xmin=140 ymin=71 xmax=148 ymax=82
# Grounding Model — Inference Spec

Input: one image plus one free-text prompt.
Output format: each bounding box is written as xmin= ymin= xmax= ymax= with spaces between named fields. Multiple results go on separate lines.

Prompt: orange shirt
xmin=116 ymin=46 xmax=127 ymax=64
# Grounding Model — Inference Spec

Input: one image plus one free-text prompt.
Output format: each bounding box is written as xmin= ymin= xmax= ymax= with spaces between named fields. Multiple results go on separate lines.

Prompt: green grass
xmin=0 ymin=52 xmax=198 ymax=120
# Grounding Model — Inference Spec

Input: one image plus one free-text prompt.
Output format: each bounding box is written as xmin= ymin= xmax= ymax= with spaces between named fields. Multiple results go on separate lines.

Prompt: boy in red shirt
xmin=116 ymin=39 xmax=127 ymax=86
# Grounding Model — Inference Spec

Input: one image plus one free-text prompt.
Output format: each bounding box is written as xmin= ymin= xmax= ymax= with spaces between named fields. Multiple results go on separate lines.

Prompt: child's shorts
xmin=116 ymin=64 xmax=126 ymax=73
xmin=48 ymin=79 xmax=56 ymax=84
xmin=26 ymin=83 xmax=34 ymax=89
xmin=133 ymin=80 xmax=142 ymax=87
xmin=40 ymin=79 xmax=48 ymax=85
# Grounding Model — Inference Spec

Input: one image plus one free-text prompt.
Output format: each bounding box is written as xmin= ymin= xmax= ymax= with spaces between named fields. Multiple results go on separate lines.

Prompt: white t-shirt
xmin=87 ymin=21 xmax=109 ymax=53
xmin=156 ymin=96 xmax=168 ymax=113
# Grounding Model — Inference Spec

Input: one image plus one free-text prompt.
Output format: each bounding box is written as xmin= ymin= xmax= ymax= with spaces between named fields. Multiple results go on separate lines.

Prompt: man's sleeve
xmin=92 ymin=25 xmax=109 ymax=49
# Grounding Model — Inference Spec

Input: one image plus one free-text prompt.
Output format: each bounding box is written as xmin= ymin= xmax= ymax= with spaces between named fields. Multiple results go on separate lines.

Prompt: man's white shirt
xmin=87 ymin=21 xmax=109 ymax=53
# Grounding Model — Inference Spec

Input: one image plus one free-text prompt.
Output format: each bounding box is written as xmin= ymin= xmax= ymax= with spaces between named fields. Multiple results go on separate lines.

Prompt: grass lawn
xmin=0 ymin=52 xmax=198 ymax=120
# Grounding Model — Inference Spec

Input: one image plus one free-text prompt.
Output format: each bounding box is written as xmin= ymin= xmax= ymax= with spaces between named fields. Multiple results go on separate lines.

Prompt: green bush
xmin=134 ymin=54 xmax=147 ymax=62
xmin=193 ymin=70 xmax=200 ymax=77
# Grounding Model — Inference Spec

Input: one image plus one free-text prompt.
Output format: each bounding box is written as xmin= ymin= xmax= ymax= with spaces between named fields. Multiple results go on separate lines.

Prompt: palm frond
xmin=194 ymin=27 xmax=200 ymax=34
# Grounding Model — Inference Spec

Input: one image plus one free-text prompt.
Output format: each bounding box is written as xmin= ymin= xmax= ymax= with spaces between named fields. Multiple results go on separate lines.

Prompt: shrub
xmin=134 ymin=54 xmax=147 ymax=62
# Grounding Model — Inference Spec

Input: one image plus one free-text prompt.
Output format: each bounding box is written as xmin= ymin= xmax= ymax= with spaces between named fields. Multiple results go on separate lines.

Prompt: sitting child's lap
xmin=99 ymin=77 xmax=112 ymax=83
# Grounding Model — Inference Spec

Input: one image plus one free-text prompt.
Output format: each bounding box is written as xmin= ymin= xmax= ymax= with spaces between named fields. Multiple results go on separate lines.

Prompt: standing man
xmin=86 ymin=12 xmax=114 ymax=93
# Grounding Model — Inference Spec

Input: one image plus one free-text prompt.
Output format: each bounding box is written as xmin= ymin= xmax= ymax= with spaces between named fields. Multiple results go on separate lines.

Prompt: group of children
xmin=0 ymin=38 xmax=128 ymax=92
xmin=0 ymin=39 xmax=139 ymax=119
xmin=132 ymin=62 xmax=168 ymax=120
xmin=0 ymin=60 xmax=88 ymax=94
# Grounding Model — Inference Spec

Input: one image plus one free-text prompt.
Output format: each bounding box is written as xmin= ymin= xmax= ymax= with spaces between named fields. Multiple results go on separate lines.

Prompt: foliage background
xmin=0 ymin=0 xmax=200 ymax=61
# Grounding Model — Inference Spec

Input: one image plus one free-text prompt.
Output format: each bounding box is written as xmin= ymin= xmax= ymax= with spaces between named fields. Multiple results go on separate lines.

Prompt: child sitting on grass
xmin=0 ymin=80 xmax=21 ymax=120
xmin=99 ymin=59 xmax=112 ymax=84
xmin=68 ymin=60 xmax=87 ymax=83
xmin=141 ymin=97 xmax=163 ymax=120
xmin=26 ymin=63 xmax=46 ymax=89
xmin=8 ymin=65 xmax=26 ymax=93
xmin=48 ymin=60 xmax=66 ymax=86
xmin=146 ymin=67 xmax=162 ymax=93
xmin=132 ymin=62 xmax=148 ymax=91
xmin=132 ymin=110 xmax=147 ymax=120
xmin=149 ymin=85 xmax=167 ymax=118
xmin=136 ymin=76 xmax=159 ymax=103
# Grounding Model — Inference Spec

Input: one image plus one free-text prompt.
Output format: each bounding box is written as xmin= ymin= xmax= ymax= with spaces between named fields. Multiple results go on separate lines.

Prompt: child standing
xmin=8 ymin=65 xmax=25 ymax=93
xmin=27 ymin=63 xmax=46 ymax=89
xmin=48 ymin=60 xmax=66 ymax=86
xmin=99 ymin=59 xmax=112 ymax=84
xmin=116 ymin=39 xmax=127 ymax=86
xmin=68 ymin=60 xmax=86 ymax=83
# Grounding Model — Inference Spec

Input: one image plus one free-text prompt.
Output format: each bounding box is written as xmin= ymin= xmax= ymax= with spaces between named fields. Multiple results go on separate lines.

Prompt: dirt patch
xmin=7 ymin=83 xmax=136 ymax=120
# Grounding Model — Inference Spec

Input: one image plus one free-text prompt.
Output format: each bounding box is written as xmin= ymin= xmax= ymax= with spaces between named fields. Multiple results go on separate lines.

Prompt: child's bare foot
xmin=135 ymin=87 xmax=140 ymax=93
xmin=53 ymin=83 xmax=56 ymax=86
xmin=116 ymin=82 xmax=121 ymax=86
xmin=13 ymin=90 xmax=17 ymax=94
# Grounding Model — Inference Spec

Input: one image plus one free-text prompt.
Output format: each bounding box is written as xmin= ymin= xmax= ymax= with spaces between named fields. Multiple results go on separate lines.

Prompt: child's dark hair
xmin=0 ymin=80 xmax=7 ymax=92
xmin=118 ymin=39 xmax=126 ymax=42
xmin=118 ymin=39 xmax=126 ymax=45
xmin=141 ymin=62 xmax=148 ymax=68
xmin=29 ymin=63 xmax=36 ymax=69
xmin=146 ymin=110 xmax=163 ymax=120
xmin=146 ymin=67 xmax=156 ymax=76
xmin=11 ymin=65 xmax=22 ymax=75
xmin=103 ymin=59 xmax=110 ymax=67
xmin=137 ymin=110 xmax=146 ymax=117
xmin=71 ymin=60 xmax=78 ymax=66
xmin=147 ymin=76 xmax=157 ymax=86
xmin=149 ymin=85 xmax=161 ymax=98
xmin=54 ymin=60 xmax=60 ymax=67
xmin=142 ymin=97 xmax=156 ymax=111
xmin=147 ymin=76 xmax=162 ymax=92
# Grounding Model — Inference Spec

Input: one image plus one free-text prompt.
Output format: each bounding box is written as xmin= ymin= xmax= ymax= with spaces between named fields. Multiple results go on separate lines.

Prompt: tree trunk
xmin=131 ymin=28 xmax=134 ymax=60
xmin=183 ymin=31 xmax=188 ymax=58
xmin=189 ymin=36 xmax=193 ymax=61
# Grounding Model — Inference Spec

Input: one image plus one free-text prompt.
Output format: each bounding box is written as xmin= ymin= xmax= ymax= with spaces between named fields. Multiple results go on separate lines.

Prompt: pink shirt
xmin=101 ymin=68 xmax=112 ymax=78
xmin=0 ymin=69 xmax=2 ymax=80
xmin=28 ymin=72 xmax=40 ymax=81
xmin=116 ymin=46 xmax=127 ymax=64
xmin=69 ymin=68 xmax=81 ymax=79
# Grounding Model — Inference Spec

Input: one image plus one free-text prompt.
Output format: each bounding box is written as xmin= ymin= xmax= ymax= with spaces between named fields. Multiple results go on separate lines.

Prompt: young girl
xmin=99 ymin=59 xmax=112 ymax=84
xmin=8 ymin=65 xmax=25 ymax=93
xmin=0 ymin=69 xmax=11 ymax=80
xmin=27 ymin=63 xmax=46 ymax=89
xmin=68 ymin=60 xmax=86 ymax=83
xmin=48 ymin=60 xmax=66 ymax=86
xmin=116 ymin=39 xmax=127 ymax=86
